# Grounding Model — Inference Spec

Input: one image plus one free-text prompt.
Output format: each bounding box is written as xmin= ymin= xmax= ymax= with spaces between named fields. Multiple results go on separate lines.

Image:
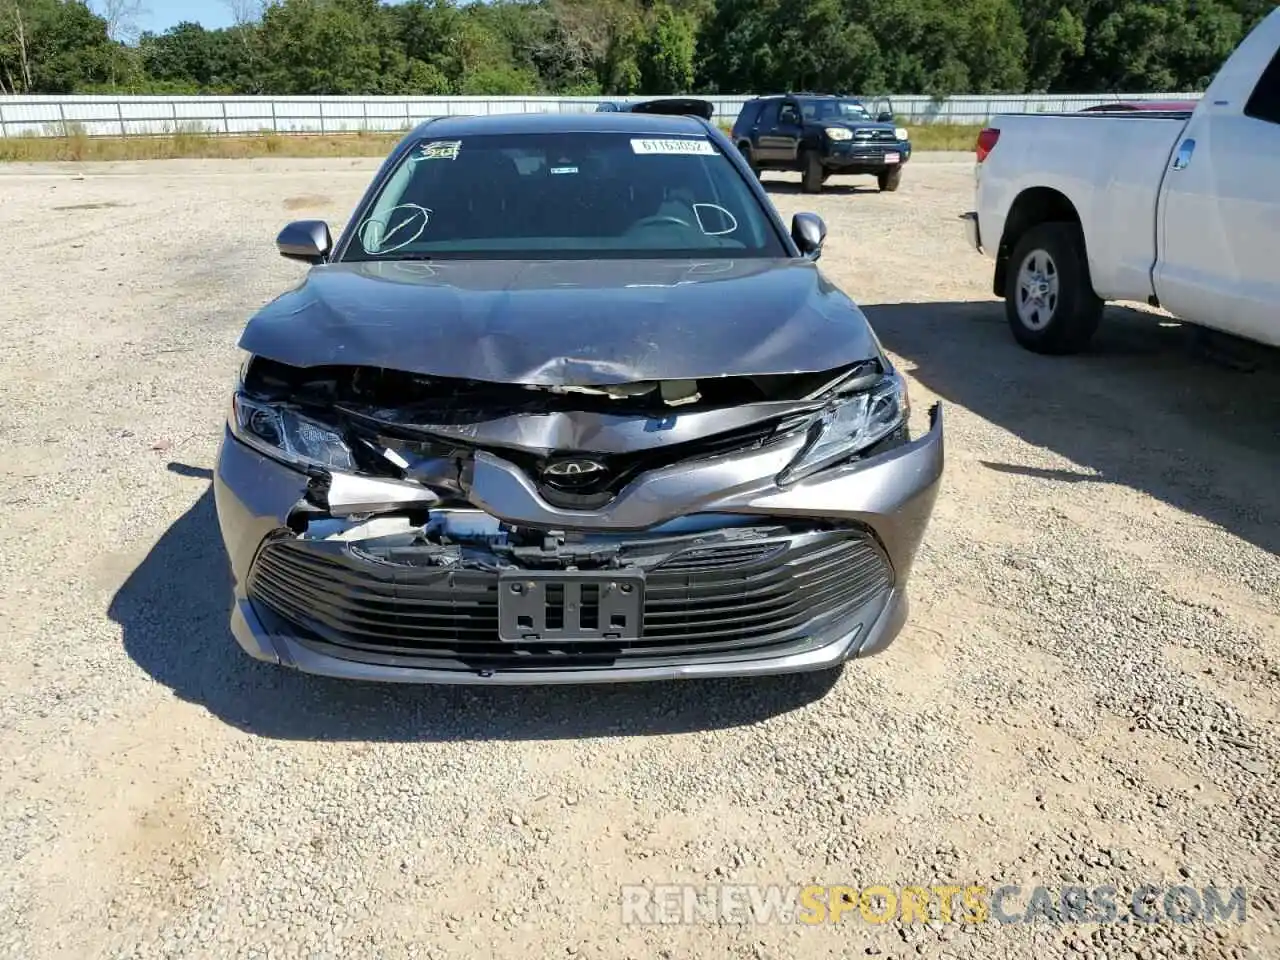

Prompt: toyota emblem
xmin=543 ymin=459 xmax=608 ymax=478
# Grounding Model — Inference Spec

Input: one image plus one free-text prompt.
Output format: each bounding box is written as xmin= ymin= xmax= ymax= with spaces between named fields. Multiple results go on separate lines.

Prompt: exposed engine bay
xmin=242 ymin=355 xmax=880 ymax=422
xmin=237 ymin=355 xmax=903 ymax=513
xmin=300 ymin=511 xmax=795 ymax=573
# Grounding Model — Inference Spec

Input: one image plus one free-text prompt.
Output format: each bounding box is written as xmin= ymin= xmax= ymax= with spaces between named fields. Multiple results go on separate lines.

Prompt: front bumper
xmin=823 ymin=141 xmax=912 ymax=171
xmin=213 ymin=405 xmax=944 ymax=684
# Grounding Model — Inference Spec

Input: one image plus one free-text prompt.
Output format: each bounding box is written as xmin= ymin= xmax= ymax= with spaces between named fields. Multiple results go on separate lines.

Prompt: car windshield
xmin=342 ymin=131 xmax=787 ymax=261
xmin=803 ymin=99 xmax=873 ymax=121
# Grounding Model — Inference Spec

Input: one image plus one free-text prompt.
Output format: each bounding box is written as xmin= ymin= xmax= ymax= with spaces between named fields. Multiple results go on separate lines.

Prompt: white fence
xmin=0 ymin=92 xmax=1203 ymax=137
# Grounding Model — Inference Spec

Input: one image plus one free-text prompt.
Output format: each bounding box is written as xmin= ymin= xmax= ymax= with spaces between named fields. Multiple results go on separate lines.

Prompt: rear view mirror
xmin=792 ymin=212 xmax=827 ymax=260
xmin=277 ymin=220 xmax=332 ymax=264
xmin=876 ymin=111 xmax=894 ymax=123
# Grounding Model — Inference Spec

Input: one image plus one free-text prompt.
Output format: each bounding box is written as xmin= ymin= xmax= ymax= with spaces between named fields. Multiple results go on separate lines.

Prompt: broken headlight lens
xmin=231 ymin=394 xmax=356 ymax=471
xmin=778 ymin=371 xmax=908 ymax=484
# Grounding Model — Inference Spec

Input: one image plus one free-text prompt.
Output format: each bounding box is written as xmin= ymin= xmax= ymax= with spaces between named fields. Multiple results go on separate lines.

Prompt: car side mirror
xmin=277 ymin=220 xmax=332 ymax=264
xmin=792 ymin=212 xmax=827 ymax=260
xmin=876 ymin=111 xmax=894 ymax=123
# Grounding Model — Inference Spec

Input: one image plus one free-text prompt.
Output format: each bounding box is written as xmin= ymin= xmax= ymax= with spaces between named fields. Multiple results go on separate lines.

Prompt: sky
xmin=132 ymin=0 xmax=422 ymax=34
xmin=136 ymin=0 xmax=236 ymax=33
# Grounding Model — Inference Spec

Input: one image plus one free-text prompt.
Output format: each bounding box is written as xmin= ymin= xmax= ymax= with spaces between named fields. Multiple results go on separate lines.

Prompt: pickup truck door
xmin=1156 ymin=42 xmax=1280 ymax=348
xmin=756 ymin=100 xmax=804 ymax=163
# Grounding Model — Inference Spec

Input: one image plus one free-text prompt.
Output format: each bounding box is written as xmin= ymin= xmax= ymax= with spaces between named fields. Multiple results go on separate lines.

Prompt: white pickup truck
xmin=963 ymin=7 xmax=1280 ymax=355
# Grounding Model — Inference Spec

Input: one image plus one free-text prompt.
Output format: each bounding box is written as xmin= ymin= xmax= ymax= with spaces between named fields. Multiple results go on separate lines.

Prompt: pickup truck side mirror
xmin=876 ymin=111 xmax=894 ymax=123
xmin=277 ymin=220 xmax=332 ymax=264
xmin=792 ymin=212 xmax=827 ymax=260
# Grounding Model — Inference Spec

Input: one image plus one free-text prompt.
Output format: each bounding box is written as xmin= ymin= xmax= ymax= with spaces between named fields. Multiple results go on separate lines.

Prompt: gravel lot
xmin=0 ymin=154 xmax=1276 ymax=960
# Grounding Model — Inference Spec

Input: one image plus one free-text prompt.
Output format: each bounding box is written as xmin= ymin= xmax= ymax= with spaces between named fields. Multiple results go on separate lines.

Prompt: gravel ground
xmin=0 ymin=154 xmax=1276 ymax=960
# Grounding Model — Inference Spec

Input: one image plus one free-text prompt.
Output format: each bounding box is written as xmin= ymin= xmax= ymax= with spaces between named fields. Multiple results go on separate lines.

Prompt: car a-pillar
xmin=997 ymin=188 xmax=1103 ymax=354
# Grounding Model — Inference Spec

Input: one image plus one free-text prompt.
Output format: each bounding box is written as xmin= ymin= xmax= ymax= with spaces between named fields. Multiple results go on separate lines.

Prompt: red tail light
xmin=976 ymin=127 xmax=1001 ymax=163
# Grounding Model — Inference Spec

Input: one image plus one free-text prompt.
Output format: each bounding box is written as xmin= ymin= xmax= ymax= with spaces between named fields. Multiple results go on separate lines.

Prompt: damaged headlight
xmin=231 ymin=394 xmax=356 ymax=471
xmin=778 ymin=370 xmax=908 ymax=484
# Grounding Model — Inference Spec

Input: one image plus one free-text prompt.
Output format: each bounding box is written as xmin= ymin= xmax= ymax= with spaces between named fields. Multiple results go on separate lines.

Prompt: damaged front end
xmin=213 ymin=354 xmax=943 ymax=682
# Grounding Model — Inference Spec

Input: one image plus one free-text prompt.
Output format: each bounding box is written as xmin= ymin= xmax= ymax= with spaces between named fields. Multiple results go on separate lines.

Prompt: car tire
xmin=739 ymin=142 xmax=762 ymax=179
xmin=877 ymin=167 xmax=903 ymax=192
xmin=1004 ymin=221 xmax=1103 ymax=355
xmin=801 ymin=151 xmax=824 ymax=194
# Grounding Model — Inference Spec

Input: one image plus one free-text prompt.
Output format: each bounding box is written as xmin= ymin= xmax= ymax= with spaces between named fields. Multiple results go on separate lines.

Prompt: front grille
xmin=497 ymin=420 xmax=788 ymax=510
xmin=247 ymin=526 xmax=893 ymax=671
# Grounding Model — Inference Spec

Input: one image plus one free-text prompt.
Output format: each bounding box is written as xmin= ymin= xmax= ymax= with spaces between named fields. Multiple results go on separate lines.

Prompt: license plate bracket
xmin=497 ymin=570 xmax=645 ymax=642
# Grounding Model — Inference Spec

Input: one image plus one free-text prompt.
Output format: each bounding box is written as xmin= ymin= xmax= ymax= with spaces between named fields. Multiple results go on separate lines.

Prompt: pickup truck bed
xmin=965 ymin=7 xmax=1280 ymax=354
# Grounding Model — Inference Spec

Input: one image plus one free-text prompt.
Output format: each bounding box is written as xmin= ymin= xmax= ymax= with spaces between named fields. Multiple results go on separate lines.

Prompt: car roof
xmin=407 ymin=111 xmax=711 ymax=139
xmin=750 ymin=93 xmax=860 ymax=101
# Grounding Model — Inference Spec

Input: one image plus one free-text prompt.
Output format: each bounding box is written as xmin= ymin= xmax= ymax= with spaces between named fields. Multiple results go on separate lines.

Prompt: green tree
xmin=599 ymin=11 xmax=643 ymax=93
xmin=138 ymin=21 xmax=260 ymax=92
xmin=258 ymin=0 xmax=384 ymax=94
xmin=700 ymin=0 xmax=885 ymax=95
xmin=1 ymin=0 xmax=1271 ymax=101
xmin=1016 ymin=1 xmax=1086 ymax=91
xmin=1055 ymin=0 xmax=1237 ymax=92
xmin=639 ymin=3 xmax=695 ymax=93
xmin=1 ymin=0 xmax=117 ymax=93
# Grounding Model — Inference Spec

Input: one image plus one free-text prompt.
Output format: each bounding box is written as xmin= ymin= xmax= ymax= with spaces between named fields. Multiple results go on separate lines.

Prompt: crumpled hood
xmin=238 ymin=258 xmax=881 ymax=385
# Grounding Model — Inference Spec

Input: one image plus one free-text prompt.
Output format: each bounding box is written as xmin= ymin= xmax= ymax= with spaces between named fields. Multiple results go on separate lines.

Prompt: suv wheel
xmin=801 ymin=151 xmax=824 ymax=194
xmin=739 ymin=142 xmax=761 ymax=179
xmin=877 ymin=167 xmax=903 ymax=192
xmin=1004 ymin=221 xmax=1103 ymax=354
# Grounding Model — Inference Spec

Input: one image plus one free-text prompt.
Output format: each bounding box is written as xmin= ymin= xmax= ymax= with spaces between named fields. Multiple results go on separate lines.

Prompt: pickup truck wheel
xmin=877 ymin=167 xmax=903 ymax=192
xmin=1005 ymin=222 xmax=1102 ymax=354
xmin=801 ymin=152 xmax=824 ymax=194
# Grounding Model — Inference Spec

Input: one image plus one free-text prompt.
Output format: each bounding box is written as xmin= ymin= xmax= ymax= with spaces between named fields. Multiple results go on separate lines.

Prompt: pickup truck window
xmin=1245 ymin=47 xmax=1280 ymax=124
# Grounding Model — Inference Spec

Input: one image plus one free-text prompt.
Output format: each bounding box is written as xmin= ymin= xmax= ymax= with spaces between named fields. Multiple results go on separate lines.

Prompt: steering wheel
xmin=629 ymin=215 xmax=693 ymax=231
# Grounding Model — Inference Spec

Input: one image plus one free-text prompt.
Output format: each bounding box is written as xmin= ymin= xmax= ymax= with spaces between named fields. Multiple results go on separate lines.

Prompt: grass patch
xmin=1 ymin=124 xmax=983 ymax=163
xmin=0 ymin=130 xmax=404 ymax=162
xmin=907 ymin=124 xmax=983 ymax=151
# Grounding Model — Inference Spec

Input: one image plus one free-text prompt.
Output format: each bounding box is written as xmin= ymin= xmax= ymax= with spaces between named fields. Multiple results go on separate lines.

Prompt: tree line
xmin=1 ymin=0 xmax=1274 ymax=99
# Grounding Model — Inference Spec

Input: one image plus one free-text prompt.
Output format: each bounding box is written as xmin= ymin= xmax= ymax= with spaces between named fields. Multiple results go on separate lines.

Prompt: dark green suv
xmin=731 ymin=94 xmax=912 ymax=194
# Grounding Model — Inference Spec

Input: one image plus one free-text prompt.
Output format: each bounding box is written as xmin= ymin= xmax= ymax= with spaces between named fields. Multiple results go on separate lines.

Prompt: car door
xmin=756 ymin=100 xmax=804 ymax=164
xmin=751 ymin=100 xmax=784 ymax=163
xmin=731 ymin=101 xmax=762 ymax=144
xmin=1156 ymin=44 xmax=1280 ymax=347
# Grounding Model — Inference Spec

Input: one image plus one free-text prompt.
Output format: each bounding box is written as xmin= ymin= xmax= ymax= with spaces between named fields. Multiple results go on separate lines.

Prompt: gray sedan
xmin=213 ymin=110 xmax=944 ymax=685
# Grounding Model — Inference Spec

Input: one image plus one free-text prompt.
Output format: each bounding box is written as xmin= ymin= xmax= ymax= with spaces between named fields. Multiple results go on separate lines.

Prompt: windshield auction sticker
xmin=419 ymin=140 xmax=462 ymax=161
xmin=630 ymin=138 xmax=717 ymax=156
